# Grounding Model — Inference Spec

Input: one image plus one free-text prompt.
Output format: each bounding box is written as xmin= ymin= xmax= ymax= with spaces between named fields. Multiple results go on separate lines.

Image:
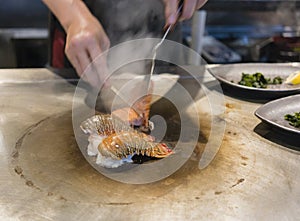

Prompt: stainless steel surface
xmin=255 ymin=94 xmax=300 ymax=135
xmin=0 ymin=67 xmax=299 ymax=220
xmin=208 ymin=63 xmax=300 ymax=100
xmin=0 ymin=28 xmax=48 ymax=39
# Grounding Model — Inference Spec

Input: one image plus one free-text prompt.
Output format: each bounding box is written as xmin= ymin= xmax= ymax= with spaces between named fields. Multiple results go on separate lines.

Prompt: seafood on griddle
xmin=97 ymin=131 xmax=172 ymax=168
xmin=80 ymin=114 xmax=134 ymax=157
xmin=80 ymin=114 xmax=132 ymax=136
xmin=80 ymin=113 xmax=172 ymax=168
xmin=79 ymin=78 xmax=171 ymax=168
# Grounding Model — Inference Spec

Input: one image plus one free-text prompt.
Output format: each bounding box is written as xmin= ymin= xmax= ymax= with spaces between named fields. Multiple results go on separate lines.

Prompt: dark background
xmin=0 ymin=0 xmax=300 ymax=68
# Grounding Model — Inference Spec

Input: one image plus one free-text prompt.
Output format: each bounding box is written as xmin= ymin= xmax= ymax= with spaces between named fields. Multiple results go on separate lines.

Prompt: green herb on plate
xmin=238 ymin=72 xmax=283 ymax=88
xmin=284 ymin=112 xmax=300 ymax=128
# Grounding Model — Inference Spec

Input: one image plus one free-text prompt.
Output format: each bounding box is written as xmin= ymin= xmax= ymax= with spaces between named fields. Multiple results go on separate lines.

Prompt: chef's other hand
xmin=163 ymin=0 xmax=208 ymax=26
xmin=43 ymin=0 xmax=110 ymax=88
xmin=65 ymin=13 xmax=110 ymax=76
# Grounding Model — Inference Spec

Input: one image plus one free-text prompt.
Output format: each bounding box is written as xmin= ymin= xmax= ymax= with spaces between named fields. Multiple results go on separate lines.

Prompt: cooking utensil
xmin=146 ymin=2 xmax=184 ymax=93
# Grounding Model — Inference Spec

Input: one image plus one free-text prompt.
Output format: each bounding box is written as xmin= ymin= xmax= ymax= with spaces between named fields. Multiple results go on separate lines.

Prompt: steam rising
xmin=275 ymin=1 xmax=297 ymax=28
xmin=92 ymin=0 xmax=165 ymax=46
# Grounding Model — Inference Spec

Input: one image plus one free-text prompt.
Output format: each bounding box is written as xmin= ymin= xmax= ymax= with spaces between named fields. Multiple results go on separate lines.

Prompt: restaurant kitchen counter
xmin=0 ymin=68 xmax=299 ymax=220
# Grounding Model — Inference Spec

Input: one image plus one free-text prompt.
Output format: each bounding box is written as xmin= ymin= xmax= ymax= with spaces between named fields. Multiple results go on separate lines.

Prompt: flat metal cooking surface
xmin=0 ymin=68 xmax=299 ymax=220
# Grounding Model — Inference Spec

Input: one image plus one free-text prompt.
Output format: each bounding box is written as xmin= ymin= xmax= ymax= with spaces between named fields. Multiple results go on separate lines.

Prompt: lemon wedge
xmin=285 ymin=71 xmax=300 ymax=85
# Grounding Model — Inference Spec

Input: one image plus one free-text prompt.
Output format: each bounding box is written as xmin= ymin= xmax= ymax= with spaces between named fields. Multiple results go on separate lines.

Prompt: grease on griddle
xmin=231 ymin=178 xmax=245 ymax=188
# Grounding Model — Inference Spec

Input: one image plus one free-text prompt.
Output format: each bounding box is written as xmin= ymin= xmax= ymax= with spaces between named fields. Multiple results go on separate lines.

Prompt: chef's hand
xmin=65 ymin=13 xmax=110 ymax=80
xmin=43 ymin=0 xmax=110 ymax=88
xmin=163 ymin=0 xmax=208 ymax=26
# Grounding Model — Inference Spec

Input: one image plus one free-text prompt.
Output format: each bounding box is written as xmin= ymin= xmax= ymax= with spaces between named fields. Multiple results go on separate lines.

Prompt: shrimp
xmin=80 ymin=114 xmax=133 ymax=136
xmin=98 ymin=131 xmax=172 ymax=161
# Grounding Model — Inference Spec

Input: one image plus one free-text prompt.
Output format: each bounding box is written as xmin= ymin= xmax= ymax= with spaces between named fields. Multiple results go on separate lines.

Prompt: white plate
xmin=208 ymin=63 xmax=300 ymax=99
xmin=255 ymin=94 xmax=300 ymax=135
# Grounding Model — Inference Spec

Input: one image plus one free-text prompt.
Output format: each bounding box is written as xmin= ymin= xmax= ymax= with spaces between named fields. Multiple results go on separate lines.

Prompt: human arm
xmin=42 ymin=0 xmax=110 ymax=87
